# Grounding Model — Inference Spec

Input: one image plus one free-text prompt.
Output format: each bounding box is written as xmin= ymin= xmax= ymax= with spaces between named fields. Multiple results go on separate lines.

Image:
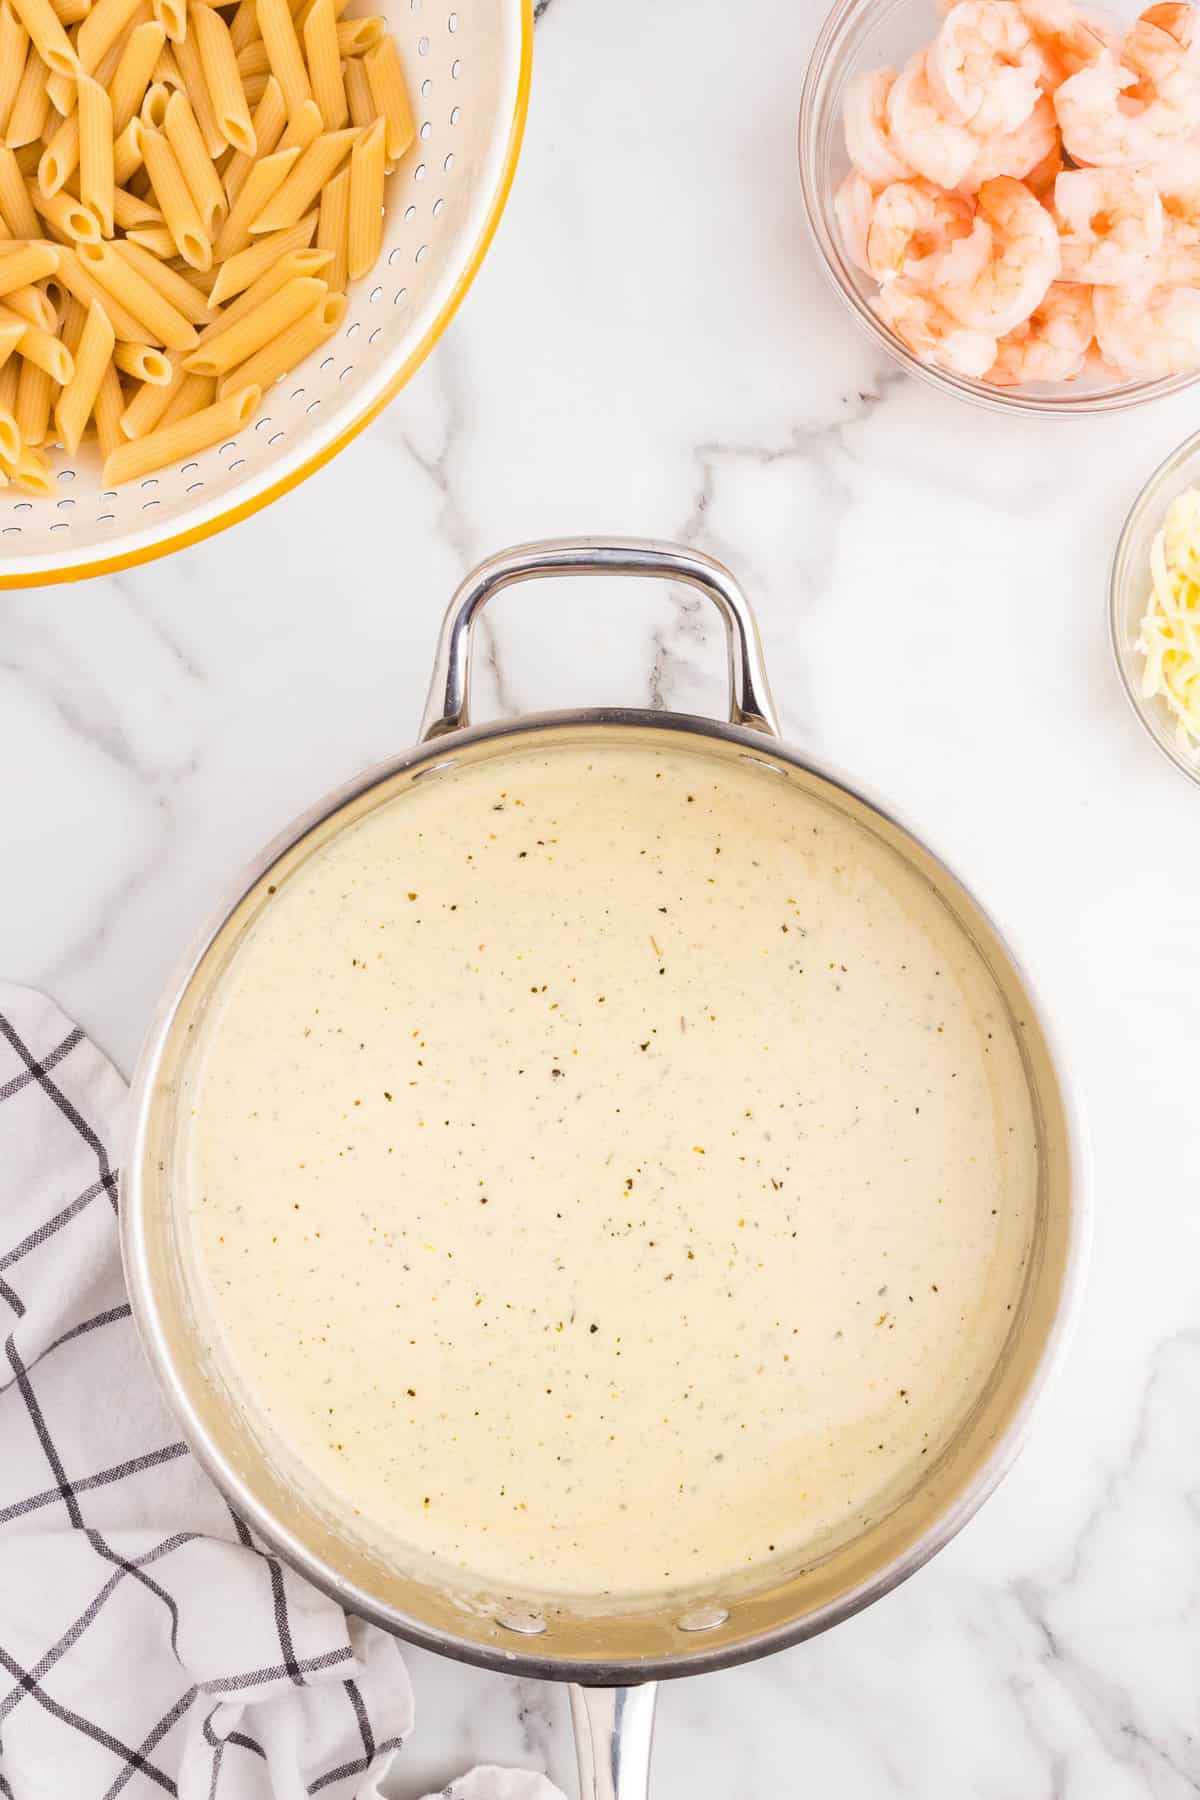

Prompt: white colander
xmin=1 ymin=0 xmax=531 ymax=589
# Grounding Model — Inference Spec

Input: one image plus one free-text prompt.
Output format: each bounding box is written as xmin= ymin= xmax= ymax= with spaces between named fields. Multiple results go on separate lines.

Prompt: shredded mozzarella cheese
xmin=1138 ymin=486 xmax=1200 ymax=759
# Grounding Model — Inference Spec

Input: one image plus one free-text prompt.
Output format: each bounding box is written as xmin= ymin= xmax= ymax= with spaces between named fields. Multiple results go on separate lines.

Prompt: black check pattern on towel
xmin=0 ymin=985 xmax=413 ymax=1800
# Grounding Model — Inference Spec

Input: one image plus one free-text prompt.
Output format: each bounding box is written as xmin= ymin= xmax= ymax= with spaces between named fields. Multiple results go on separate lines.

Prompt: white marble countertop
xmin=4 ymin=0 xmax=1200 ymax=1792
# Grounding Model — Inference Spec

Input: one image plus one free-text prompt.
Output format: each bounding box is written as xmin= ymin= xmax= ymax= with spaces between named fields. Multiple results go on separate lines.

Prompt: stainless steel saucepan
xmin=121 ymin=538 xmax=1088 ymax=1799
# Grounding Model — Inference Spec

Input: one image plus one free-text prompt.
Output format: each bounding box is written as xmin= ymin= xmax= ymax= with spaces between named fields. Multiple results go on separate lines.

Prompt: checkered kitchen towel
xmin=0 ymin=983 xmax=563 ymax=1800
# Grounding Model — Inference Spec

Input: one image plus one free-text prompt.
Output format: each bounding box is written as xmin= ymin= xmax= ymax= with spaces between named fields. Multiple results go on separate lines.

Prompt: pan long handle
xmin=418 ymin=537 xmax=781 ymax=741
xmin=569 ymin=1682 xmax=658 ymax=1800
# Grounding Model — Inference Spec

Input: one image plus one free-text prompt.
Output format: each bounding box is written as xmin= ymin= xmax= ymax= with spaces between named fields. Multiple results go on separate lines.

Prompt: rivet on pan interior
xmin=497 ymin=1609 xmax=546 ymax=1636
xmin=675 ymin=1605 xmax=728 ymax=1633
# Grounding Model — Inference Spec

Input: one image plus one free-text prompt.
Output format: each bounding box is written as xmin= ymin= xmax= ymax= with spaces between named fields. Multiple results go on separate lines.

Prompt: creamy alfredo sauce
xmin=181 ymin=738 xmax=1037 ymax=1600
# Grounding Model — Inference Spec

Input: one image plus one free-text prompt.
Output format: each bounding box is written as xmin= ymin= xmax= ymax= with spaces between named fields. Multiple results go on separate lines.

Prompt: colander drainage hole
xmin=306 ymin=398 xmax=320 ymax=413
xmin=141 ymin=498 xmax=161 ymax=510
xmin=369 ymin=285 xmax=382 ymax=302
xmin=420 ymin=77 xmax=432 ymax=96
xmin=449 ymin=104 xmax=460 ymax=124
xmin=55 ymin=496 xmax=74 ymax=510
xmin=185 ymin=481 xmax=203 ymax=493
xmin=451 ymin=57 xmax=460 ymax=78
xmin=1 ymin=525 xmax=20 ymax=534
xmin=55 ymin=467 xmax=75 ymax=483
xmin=49 ymin=520 xmax=69 ymax=531
xmin=417 ymin=33 xmax=428 ymax=53
xmin=419 ymin=120 xmax=431 ymax=139
xmin=268 ymin=430 xmax=284 ymax=445
xmin=443 ymin=151 xmax=453 ymax=171
xmin=447 ymin=10 xmax=456 ymax=30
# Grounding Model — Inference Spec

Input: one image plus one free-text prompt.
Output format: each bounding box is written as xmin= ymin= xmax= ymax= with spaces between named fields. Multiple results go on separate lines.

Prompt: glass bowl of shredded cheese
xmin=1110 ymin=433 xmax=1200 ymax=785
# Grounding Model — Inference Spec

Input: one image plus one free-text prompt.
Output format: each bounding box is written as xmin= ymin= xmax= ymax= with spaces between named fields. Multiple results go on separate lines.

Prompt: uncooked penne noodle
xmin=113 ymin=116 xmax=143 ymax=184
xmin=114 ymin=337 xmax=169 ymax=381
xmin=108 ymin=19 xmax=165 ymax=133
xmin=0 ymin=4 xmax=31 ymax=141
xmin=44 ymin=65 xmax=72 ymax=119
xmin=9 ymin=441 xmax=53 ymax=491
xmin=59 ymin=288 xmax=86 ymax=350
xmin=229 ymin=0 xmax=258 ymax=53
xmin=174 ymin=25 xmax=224 ymax=156
xmin=15 ymin=355 xmax=51 ymax=444
xmin=141 ymin=123 xmax=211 ymax=267
xmin=75 ymin=238 xmax=198 ymax=347
xmin=140 ymin=81 xmax=169 ymax=129
xmin=0 ymin=301 xmax=70 ymax=379
xmin=158 ymin=365 xmax=210 ymax=420
xmin=115 ymin=233 xmax=212 ymax=321
xmin=78 ymin=73 xmax=115 ymax=236
xmin=0 ymin=145 xmax=41 ymax=234
xmin=152 ymin=40 xmax=183 ymax=88
xmin=234 ymin=37 xmax=267 ymax=77
xmin=38 ymin=108 xmax=78 ymax=192
xmin=342 ymin=55 xmax=371 ymax=129
xmin=184 ymin=270 xmax=322 ymax=372
xmin=277 ymin=93 xmax=320 ymax=153
xmin=293 ymin=0 xmax=346 ymax=33
xmin=164 ymin=88 xmax=226 ymax=236
xmin=151 ymin=0 xmax=183 ymax=43
xmin=51 ymin=0 xmax=88 ymax=26
xmin=8 ymin=0 xmax=77 ymax=79
xmin=4 ymin=281 xmax=54 ymax=329
xmin=126 ymin=221 xmax=174 ymax=255
xmin=103 ymin=377 xmax=256 ymax=481
xmin=5 ymin=51 xmax=50 ymax=148
xmin=0 ymin=316 xmax=24 ymax=369
xmin=217 ymin=287 xmax=339 ymax=394
xmin=346 ymin=112 xmax=381 ymax=281
xmin=191 ymin=2 xmax=255 ymax=155
xmin=302 ymin=0 xmax=345 ymax=130
xmin=30 ymin=180 xmax=102 ymax=242
xmin=53 ymin=294 xmax=113 ymax=451
xmin=93 ymin=353 xmax=123 ymax=460
xmin=212 ymin=140 xmax=295 ymax=257
xmin=0 ymin=350 xmax=18 ymax=456
xmin=249 ymin=125 xmax=353 ymax=232
xmin=335 ymin=15 xmax=381 ymax=54
xmin=255 ymin=0 xmax=309 ymax=116
xmin=120 ymin=345 xmax=181 ymax=433
xmin=78 ymin=0 xmax=142 ymax=74
xmin=223 ymin=72 xmax=282 ymax=204
xmin=9 ymin=139 xmax=36 ymax=175
xmin=363 ymin=36 xmax=413 ymax=162
xmin=0 ymin=241 xmax=56 ymax=295
xmin=315 ymin=158 xmax=345 ymax=291
xmin=55 ymin=244 xmax=151 ymax=338
xmin=206 ymin=202 xmax=312 ymax=300
xmin=242 ymin=69 xmax=268 ymax=108
xmin=196 ymin=240 xmax=324 ymax=340
xmin=112 ymin=183 xmax=161 ymax=228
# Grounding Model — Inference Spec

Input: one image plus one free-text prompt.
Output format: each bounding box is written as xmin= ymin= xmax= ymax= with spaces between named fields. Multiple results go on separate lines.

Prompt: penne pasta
xmin=152 ymin=40 xmax=183 ymax=88
xmin=0 ymin=350 xmax=19 ymax=458
xmin=112 ymin=116 xmax=143 ymax=184
xmin=38 ymin=107 xmax=78 ymax=193
xmin=346 ymin=111 xmax=381 ymax=280
xmin=0 ymin=4 xmax=31 ymax=143
xmin=334 ymin=14 xmax=381 ymax=54
xmin=112 ymin=182 xmax=161 ymax=227
xmin=183 ymin=268 xmax=322 ymax=372
xmin=108 ymin=18 xmax=165 ymax=134
xmin=5 ymin=50 xmax=49 ymax=148
xmin=293 ymin=0 xmax=346 ymax=33
xmin=174 ymin=23 xmax=224 ymax=155
xmin=43 ymin=64 xmax=72 ymax=119
xmin=223 ymin=71 xmax=282 ymax=204
xmin=363 ymin=36 xmax=413 ymax=162
xmin=125 ymin=221 xmax=174 ymax=255
xmin=29 ymin=181 xmax=102 ymax=242
xmin=0 ymin=315 xmax=25 ymax=369
xmin=9 ymin=441 xmax=53 ymax=491
xmin=140 ymin=81 xmax=169 ymax=128
xmin=342 ymin=54 xmax=371 ymax=129
xmin=150 ymin=0 xmax=184 ymax=43
xmin=315 ymin=159 xmax=345 ymax=292
xmin=8 ymin=0 xmax=77 ymax=80
xmin=302 ymin=0 xmax=346 ymax=130
xmin=195 ymin=240 xmax=324 ymax=339
xmin=55 ymin=243 xmax=151 ymax=338
xmin=4 ymin=281 xmax=54 ymax=328
xmin=115 ymin=233 xmax=213 ymax=321
xmin=78 ymin=72 xmax=115 ymax=237
xmin=0 ymin=298 xmax=71 ymax=379
xmin=51 ymin=0 xmax=88 ymax=25
xmin=229 ymin=0 xmax=258 ymax=54
xmin=102 ymin=376 xmax=256 ymax=481
xmin=158 ymin=365 xmax=211 ymax=420
xmin=92 ymin=353 xmax=123 ymax=461
xmin=0 ymin=143 xmax=41 ymax=233
xmin=53 ymin=293 xmax=112 ymax=451
xmin=74 ymin=237 xmax=198 ymax=347
xmin=206 ymin=202 xmax=312 ymax=301
xmin=15 ymin=352 xmax=52 ymax=444
xmin=212 ymin=139 xmax=294 ymax=257
xmin=277 ymin=93 xmax=320 ymax=153
xmin=164 ymin=87 xmax=226 ymax=235
xmin=248 ymin=125 xmax=353 ymax=233
xmin=113 ymin=335 xmax=169 ymax=381
xmin=140 ymin=122 xmax=211 ymax=267
xmin=59 ymin=288 xmax=86 ymax=349
xmin=217 ymin=286 xmax=340 ymax=394
xmin=77 ymin=0 xmax=143 ymax=76
xmin=0 ymin=241 xmax=56 ymax=295
xmin=119 ymin=344 xmax=181 ymax=433
xmin=255 ymin=0 xmax=309 ymax=117
xmin=191 ymin=1 xmax=255 ymax=155
xmin=241 ymin=69 xmax=268 ymax=108
xmin=234 ymin=36 xmax=268 ymax=77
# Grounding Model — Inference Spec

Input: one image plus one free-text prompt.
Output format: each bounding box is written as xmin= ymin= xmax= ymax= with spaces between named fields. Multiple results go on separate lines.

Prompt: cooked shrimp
xmin=1054 ymin=168 xmax=1164 ymax=282
xmin=834 ymin=170 xmax=877 ymax=272
xmin=1148 ymin=143 xmax=1200 ymax=278
xmin=844 ymin=68 xmax=916 ymax=186
xmin=958 ymin=92 xmax=1058 ymax=187
xmin=936 ymin=175 xmax=1060 ymax=332
xmin=1122 ymin=2 xmax=1200 ymax=107
xmin=985 ymin=280 xmax=1095 ymax=381
xmin=927 ymin=1 xmax=1045 ymax=132
xmin=886 ymin=50 xmax=982 ymax=188
xmin=1020 ymin=0 xmax=1111 ymax=81
xmin=1055 ymin=43 xmax=1195 ymax=163
xmin=1024 ymin=141 xmax=1064 ymax=200
xmin=873 ymin=278 xmax=999 ymax=374
xmin=866 ymin=178 xmax=979 ymax=284
xmin=1093 ymin=280 xmax=1200 ymax=377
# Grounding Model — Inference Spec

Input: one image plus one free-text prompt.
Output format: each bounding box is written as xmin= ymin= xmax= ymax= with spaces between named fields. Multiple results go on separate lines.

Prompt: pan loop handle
xmin=569 ymin=1682 xmax=658 ymax=1800
xmin=418 ymin=537 xmax=781 ymax=742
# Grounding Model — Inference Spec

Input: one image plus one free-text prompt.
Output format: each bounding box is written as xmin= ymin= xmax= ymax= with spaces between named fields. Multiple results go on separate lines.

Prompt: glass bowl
xmin=797 ymin=0 xmax=1200 ymax=415
xmin=1110 ymin=430 xmax=1200 ymax=786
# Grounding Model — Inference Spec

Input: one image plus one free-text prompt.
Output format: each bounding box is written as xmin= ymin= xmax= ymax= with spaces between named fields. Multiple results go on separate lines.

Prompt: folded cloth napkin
xmin=0 ymin=983 xmax=562 ymax=1800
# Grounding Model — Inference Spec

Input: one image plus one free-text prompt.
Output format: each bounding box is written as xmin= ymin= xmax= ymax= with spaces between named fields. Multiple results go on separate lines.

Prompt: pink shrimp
xmin=1147 ymin=143 xmax=1200 ymax=279
xmin=1024 ymin=140 xmax=1064 ymax=200
xmin=1019 ymin=0 xmax=1112 ymax=82
xmin=957 ymin=92 xmax=1058 ymax=188
xmin=872 ymin=278 xmax=1000 ymax=375
xmin=886 ymin=50 xmax=982 ymax=188
xmin=843 ymin=68 xmax=916 ymax=186
xmin=984 ymin=280 xmax=1095 ymax=381
xmin=935 ymin=174 xmax=1060 ymax=333
xmin=865 ymin=178 xmax=979 ymax=285
xmin=1054 ymin=22 xmax=1199 ymax=165
xmin=927 ymin=1 xmax=1046 ymax=133
xmin=1093 ymin=280 xmax=1200 ymax=377
xmin=1054 ymin=167 xmax=1164 ymax=282
xmin=834 ymin=170 xmax=877 ymax=272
